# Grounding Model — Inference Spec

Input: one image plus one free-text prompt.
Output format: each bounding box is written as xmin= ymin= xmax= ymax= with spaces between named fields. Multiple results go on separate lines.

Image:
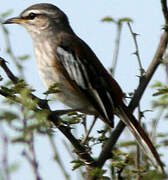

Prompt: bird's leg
xmin=82 ymin=115 xmax=98 ymax=144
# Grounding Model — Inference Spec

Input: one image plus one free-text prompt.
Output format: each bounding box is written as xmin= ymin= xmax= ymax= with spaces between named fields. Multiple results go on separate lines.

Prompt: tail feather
xmin=116 ymin=104 xmax=164 ymax=173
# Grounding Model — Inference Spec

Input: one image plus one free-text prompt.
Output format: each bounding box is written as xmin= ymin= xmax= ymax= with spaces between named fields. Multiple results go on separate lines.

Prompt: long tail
xmin=116 ymin=103 xmax=164 ymax=173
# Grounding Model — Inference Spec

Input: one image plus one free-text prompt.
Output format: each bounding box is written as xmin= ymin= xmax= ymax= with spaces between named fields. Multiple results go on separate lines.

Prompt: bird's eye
xmin=28 ymin=13 xmax=36 ymax=19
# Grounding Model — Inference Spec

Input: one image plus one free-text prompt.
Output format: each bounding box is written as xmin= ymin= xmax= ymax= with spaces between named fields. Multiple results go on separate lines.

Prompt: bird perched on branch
xmin=3 ymin=3 xmax=164 ymax=172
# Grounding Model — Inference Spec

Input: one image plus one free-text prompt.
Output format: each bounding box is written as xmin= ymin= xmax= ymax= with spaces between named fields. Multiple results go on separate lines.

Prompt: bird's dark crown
xmin=22 ymin=3 xmax=62 ymax=14
xmin=20 ymin=3 xmax=69 ymax=22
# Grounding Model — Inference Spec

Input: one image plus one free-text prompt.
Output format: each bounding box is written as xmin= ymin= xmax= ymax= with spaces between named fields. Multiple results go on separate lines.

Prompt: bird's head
xmin=3 ymin=3 xmax=70 ymax=35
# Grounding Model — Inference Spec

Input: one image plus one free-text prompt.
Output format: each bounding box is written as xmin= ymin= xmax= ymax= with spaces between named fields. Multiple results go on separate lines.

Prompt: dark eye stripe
xmin=28 ymin=12 xmax=37 ymax=19
xmin=22 ymin=12 xmax=39 ymax=20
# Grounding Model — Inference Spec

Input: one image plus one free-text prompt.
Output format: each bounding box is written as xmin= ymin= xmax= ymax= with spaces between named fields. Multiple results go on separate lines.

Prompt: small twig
xmin=0 ymin=125 xmax=10 ymax=180
xmin=116 ymin=155 xmax=129 ymax=180
xmin=21 ymin=109 xmax=41 ymax=180
xmin=127 ymin=22 xmax=144 ymax=76
xmin=151 ymin=108 xmax=164 ymax=142
xmin=29 ymin=133 xmax=42 ymax=180
xmin=136 ymin=105 xmax=142 ymax=180
xmin=0 ymin=57 xmax=18 ymax=83
xmin=48 ymin=135 xmax=70 ymax=180
xmin=22 ymin=148 xmax=41 ymax=180
xmin=112 ymin=22 xmax=123 ymax=76
xmin=82 ymin=116 xmax=98 ymax=144
xmin=82 ymin=115 xmax=87 ymax=134
xmin=128 ymin=22 xmax=144 ymax=176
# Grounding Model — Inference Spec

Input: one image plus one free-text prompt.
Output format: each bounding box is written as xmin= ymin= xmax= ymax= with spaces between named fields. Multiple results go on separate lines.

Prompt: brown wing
xmin=56 ymin=32 xmax=124 ymax=127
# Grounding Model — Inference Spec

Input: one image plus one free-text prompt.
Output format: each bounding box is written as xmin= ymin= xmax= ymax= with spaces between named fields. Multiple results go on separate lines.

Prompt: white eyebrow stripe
xmin=21 ymin=9 xmax=55 ymax=17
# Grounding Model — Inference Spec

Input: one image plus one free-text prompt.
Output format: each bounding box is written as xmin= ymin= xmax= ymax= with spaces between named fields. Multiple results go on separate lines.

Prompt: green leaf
xmin=88 ymin=168 xmax=106 ymax=178
xmin=11 ymin=136 xmax=30 ymax=143
xmin=151 ymin=81 xmax=163 ymax=88
xmin=44 ymin=83 xmax=61 ymax=95
xmin=62 ymin=112 xmax=84 ymax=125
xmin=97 ymin=135 xmax=108 ymax=142
xmin=111 ymin=160 xmax=128 ymax=169
xmin=2 ymin=79 xmax=34 ymax=95
xmin=152 ymin=99 xmax=168 ymax=108
xmin=0 ymin=10 xmax=13 ymax=18
xmin=34 ymin=110 xmax=49 ymax=121
xmin=101 ymin=16 xmax=115 ymax=23
xmin=17 ymin=55 xmax=30 ymax=61
xmin=71 ymin=160 xmax=84 ymax=170
xmin=1 ymin=86 xmax=16 ymax=95
xmin=153 ymin=87 xmax=168 ymax=96
xmin=113 ymin=149 xmax=128 ymax=157
xmin=141 ymin=170 xmax=166 ymax=180
xmin=8 ymin=162 xmax=20 ymax=173
xmin=119 ymin=141 xmax=136 ymax=147
xmin=0 ymin=111 xmax=19 ymax=122
xmin=118 ymin=17 xmax=133 ymax=23
xmin=157 ymin=133 xmax=168 ymax=138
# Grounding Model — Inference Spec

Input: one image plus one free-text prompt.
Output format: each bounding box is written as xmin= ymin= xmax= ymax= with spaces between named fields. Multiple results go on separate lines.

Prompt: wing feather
xmin=56 ymin=43 xmax=114 ymax=126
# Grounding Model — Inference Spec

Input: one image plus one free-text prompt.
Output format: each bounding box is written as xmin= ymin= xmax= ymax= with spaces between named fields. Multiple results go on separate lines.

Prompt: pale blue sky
xmin=0 ymin=1 xmax=167 ymax=180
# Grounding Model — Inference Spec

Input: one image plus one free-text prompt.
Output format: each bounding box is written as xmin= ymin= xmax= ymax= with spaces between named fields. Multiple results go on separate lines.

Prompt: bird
xmin=3 ymin=3 xmax=164 ymax=172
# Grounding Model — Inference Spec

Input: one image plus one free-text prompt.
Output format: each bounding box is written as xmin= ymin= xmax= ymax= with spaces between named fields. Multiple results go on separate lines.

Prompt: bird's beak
xmin=3 ymin=17 xmax=28 ymax=24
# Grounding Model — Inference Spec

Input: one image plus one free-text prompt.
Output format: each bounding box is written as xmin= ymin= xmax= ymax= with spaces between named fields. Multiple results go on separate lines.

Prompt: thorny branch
xmin=0 ymin=57 xmax=97 ymax=171
xmin=82 ymin=116 xmax=98 ymax=144
xmin=22 ymin=133 xmax=41 ymax=180
xmin=127 ymin=22 xmax=144 ymax=76
xmin=128 ymin=22 xmax=143 ymax=179
xmin=96 ymin=0 xmax=168 ymax=170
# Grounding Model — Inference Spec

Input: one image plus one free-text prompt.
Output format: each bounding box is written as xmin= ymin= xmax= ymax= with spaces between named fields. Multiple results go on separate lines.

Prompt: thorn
xmin=0 ymin=57 xmax=8 ymax=64
xmin=132 ymin=51 xmax=138 ymax=55
xmin=133 ymin=32 xmax=140 ymax=36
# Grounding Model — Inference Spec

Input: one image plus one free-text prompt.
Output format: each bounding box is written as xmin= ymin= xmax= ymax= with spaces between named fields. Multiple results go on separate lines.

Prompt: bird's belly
xmin=38 ymin=66 xmax=96 ymax=114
